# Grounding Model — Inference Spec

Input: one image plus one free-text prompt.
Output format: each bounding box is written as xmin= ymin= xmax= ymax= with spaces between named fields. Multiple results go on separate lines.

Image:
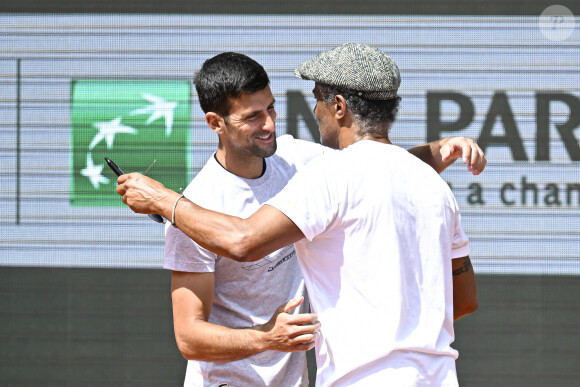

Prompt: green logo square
xmin=70 ymin=80 xmax=191 ymax=206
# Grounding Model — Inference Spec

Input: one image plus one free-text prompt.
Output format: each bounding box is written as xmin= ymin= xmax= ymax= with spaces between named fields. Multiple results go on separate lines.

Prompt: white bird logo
xmin=130 ymin=93 xmax=177 ymax=136
xmin=80 ymin=153 xmax=110 ymax=189
xmin=90 ymin=117 xmax=137 ymax=150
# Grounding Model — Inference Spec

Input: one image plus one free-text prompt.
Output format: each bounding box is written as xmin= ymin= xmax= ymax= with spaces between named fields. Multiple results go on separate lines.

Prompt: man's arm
xmin=171 ymin=270 xmax=320 ymax=362
xmin=451 ymin=256 xmax=478 ymax=320
xmin=116 ymin=174 xmax=303 ymax=262
xmin=408 ymin=137 xmax=487 ymax=175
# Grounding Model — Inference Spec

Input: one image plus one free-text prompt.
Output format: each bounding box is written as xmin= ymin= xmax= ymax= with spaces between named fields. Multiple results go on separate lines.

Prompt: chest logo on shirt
xmin=268 ymin=249 xmax=296 ymax=272
xmin=240 ymin=245 xmax=295 ymax=272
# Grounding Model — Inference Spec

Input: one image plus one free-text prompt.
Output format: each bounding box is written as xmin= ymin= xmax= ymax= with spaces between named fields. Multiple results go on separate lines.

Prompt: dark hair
xmin=193 ymin=52 xmax=270 ymax=119
xmin=317 ymin=83 xmax=401 ymax=139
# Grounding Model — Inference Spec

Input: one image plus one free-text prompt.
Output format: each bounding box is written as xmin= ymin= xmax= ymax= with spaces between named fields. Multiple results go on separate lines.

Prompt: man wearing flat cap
xmin=117 ymin=44 xmax=479 ymax=386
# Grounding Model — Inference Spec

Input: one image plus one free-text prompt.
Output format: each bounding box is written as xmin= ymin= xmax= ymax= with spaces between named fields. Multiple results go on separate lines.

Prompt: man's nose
xmin=264 ymin=113 xmax=276 ymax=131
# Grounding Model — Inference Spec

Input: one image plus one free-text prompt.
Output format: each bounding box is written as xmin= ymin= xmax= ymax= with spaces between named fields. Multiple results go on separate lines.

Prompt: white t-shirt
xmin=267 ymin=140 xmax=470 ymax=387
xmin=164 ymin=135 xmax=326 ymax=387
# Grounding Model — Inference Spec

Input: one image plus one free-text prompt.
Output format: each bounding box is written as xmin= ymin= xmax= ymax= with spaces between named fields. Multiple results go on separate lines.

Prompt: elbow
xmin=176 ymin=335 xmax=226 ymax=362
xmin=175 ymin=335 xmax=200 ymax=361
xmin=464 ymin=299 xmax=479 ymax=315
xmin=454 ymin=299 xmax=479 ymax=321
xmin=226 ymin=229 xmax=263 ymax=263
xmin=228 ymin=246 xmax=263 ymax=263
xmin=174 ymin=324 xmax=207 ymax=361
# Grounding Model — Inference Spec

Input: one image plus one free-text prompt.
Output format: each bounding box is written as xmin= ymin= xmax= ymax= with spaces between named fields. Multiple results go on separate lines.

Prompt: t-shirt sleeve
xmin=266 ymin=157 xmax=337 ymax=241
xmin=450 ymin=198 xmax=470 ymax=259
xmin=164 ymin=222 xmax=216 ymax=272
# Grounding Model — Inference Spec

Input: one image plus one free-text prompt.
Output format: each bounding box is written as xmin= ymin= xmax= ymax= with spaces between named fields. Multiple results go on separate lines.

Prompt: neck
xmin=358 ymin=134 xmax=391 ymax=145
xmin=338 ymin=125 xmax=391 ymax=150
xmin=215 ymin=148 xmax=265 ymax=179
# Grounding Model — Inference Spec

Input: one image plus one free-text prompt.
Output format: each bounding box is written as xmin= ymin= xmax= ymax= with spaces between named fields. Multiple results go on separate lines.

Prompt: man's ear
xmin=334 ymin=94 xmax=347 ymax=119
xmin=205 ymin=112 xmax=225 ymax=134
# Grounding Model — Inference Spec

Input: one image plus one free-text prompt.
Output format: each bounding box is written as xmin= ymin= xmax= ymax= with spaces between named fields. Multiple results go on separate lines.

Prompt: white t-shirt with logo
xmin=164 ymin=135 xmax=326 ymax=387
xmin=267 ymin=140 xmax=470 ymax=387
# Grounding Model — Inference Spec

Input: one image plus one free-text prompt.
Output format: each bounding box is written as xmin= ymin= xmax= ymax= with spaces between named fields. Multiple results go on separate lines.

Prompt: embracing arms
xmin=171 ymin=270 xmax=319 ymax=362
xmin=117 ymin=180 xmax=302 ymax=263
xmin=115 ymin=136 xmax=486 ymax=261
xmin=408 ymin=136 xmax=486 ymax=175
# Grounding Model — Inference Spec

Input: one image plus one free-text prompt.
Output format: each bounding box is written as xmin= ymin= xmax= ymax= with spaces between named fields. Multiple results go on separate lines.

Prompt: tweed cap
xmin=294 ymin=43 xmax=400 ymax=100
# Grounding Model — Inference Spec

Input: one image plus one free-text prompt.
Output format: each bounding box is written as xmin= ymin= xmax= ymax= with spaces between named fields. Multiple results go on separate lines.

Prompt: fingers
xmin=282 ymin=296 xmax=304 ymax=313
xmin=116 ymin=172 xmax=146 ymax=195
xmin=115 ymin=183 xmax=126 ymax=196
xmin=279 ymin=335 xmax=317 ymax=352
xmin=114 ymin=172 xmax=151 ymax=210
xmin=462 ymin=141 xmax=486 ymax=175
xmin=293 ymin=341 xmax=316 ymax=352
xmin=115 ymin=172 xmax=137 ymax=198
xmin=470 ymin=145 xmax=487 ymax=175
xmin=446 ymin=137 xmax=487 ymax=175
xmin=116 ymin=174 xmax=128 ymax=184
xmin=462 ymin=142 xmax=475 ymax=173
xmin=280 ymin=321 xmax=321 ymax=352
xmin=282 ymin=316 xmax=321 ymax=346
xmin=440 ymin=138 xmax=466 ymax=163
xmin=288 ymin=330 xmax=320 ymax=352
xmin=274 ymin=311 xmax=321 ymax=336
xmin=460 ymin=141 xmax=472 ymax=165
xmin=285 ymin=312 xmax=319 ymax=327
xmin=116 ymin=172 xmax=144 ymax=185
xmin=440 ymin=143 xmax=453 ymax=162
xmin=263 ymin=310 xmax=321 ymax=352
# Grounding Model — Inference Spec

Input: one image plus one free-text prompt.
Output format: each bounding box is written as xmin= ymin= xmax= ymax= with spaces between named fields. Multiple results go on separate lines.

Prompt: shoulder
xmin=274 ymin=135 xmax=331 ymax=168
xmin=181 ymin=156 xmax=227 ymax=202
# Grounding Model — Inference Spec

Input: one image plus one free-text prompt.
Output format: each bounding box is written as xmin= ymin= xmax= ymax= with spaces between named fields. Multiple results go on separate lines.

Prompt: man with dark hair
xmin=193 ymin=52 xmax=271 ymax=121
xmin=123 ymin=48 xmax=483 ymax=386
xmin=165 ymin=52 xmax=323 ymax=387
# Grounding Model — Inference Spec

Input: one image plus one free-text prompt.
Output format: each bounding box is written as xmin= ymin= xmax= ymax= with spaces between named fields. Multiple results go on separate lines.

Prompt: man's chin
xmin=251 ymin=141 xmax=277 ymax=158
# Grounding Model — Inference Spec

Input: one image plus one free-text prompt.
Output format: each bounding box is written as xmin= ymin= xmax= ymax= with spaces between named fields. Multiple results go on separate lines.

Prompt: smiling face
xmin=221 ymin=86 xmax=278 ymax=159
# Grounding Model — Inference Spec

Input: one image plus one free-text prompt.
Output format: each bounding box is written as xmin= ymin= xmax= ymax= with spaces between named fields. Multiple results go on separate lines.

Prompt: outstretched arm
xmin=408 ymin=137 xmax=487 ymax=175
xmin=116 ymin=174 xmax=304 ymax=262
xmin=172 ymin=271 xmax=319 ymax=362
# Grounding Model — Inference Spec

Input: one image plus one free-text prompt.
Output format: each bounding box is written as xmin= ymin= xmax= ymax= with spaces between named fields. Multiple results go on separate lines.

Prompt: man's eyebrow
xmin=241 ymin=99 xmax=276 ymax=119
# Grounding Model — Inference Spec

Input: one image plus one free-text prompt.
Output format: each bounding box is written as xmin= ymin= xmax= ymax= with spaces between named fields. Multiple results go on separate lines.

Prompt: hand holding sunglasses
xmin=104 ymin=156 xmax=166 ymax=224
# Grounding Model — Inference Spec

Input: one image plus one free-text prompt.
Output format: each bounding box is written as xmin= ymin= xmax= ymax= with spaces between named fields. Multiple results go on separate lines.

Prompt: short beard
xmin=249 ymin=139 xmax=277 ymax=158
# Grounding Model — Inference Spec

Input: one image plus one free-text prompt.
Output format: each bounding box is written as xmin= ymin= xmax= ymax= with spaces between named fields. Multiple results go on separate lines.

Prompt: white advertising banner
xmin=0 ymin=14 xmax=578 ymax=272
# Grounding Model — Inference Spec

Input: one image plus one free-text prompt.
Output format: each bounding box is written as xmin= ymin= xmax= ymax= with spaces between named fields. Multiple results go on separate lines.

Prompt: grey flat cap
xmin=295 ymin=43 xmax=400 ymax=100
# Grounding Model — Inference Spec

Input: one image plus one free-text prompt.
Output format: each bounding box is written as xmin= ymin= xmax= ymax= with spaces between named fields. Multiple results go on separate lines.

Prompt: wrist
xmin=249 ymin=325 xmax=270 ymax=352
xmin=157 ymin=190 xmax=183 ymax=221
xmin=170 ymin=194 xmax=186 ymax=227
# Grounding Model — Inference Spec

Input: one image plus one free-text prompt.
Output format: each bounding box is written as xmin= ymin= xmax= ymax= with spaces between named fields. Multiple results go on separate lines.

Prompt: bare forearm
xmin=170 ymin=197 xmax=263 ymax=261
xmin=176 ymin=319 xmax=268 ymax=362
xmin=117 ymin=173 xmax=304 ymax=261
xmin=408 ymin=137 xmax=486 ymax=175
xmin=149 ymin=190 xmax=257 ymax=261
xmin=167 ymin=197 xmax=302 ymax=262
xmin=452 ymin=256 xmax=478 ymax=320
